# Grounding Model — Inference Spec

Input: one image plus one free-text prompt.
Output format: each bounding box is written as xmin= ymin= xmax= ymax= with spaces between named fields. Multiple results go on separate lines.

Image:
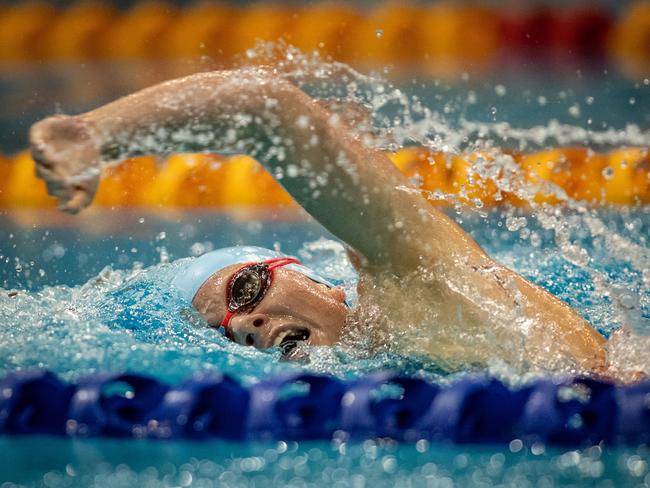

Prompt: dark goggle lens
xmin=229 ymin=265 xmax=269 ymax=311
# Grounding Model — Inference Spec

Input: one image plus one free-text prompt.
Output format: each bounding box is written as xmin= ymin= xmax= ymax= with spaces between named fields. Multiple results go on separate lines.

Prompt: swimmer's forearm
xmin=70 ymin=69 xmax=471 ymax=265
xmin=80 ymin=71 xmax=279 ymax=158
xmin=32 ymin=69 xmax=481 ymax=269
xmin=30 ymin=71 xmax=279 ymax=211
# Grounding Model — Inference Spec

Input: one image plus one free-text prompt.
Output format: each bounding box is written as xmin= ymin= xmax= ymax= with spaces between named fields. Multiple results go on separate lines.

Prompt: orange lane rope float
xmin=1 ymin=148 xmax=648 ymax=209
xmin=0 ymin=2 xmax=646 ymax=77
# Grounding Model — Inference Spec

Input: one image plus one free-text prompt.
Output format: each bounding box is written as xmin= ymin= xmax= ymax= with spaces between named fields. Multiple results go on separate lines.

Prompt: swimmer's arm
xmin=30 ymin=69 xmax=477 ymax=269
xmin=30 ymin=69 xmax=607 ymax=371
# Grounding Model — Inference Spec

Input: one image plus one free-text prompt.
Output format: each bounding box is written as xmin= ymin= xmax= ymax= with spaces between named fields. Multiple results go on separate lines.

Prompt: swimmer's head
xmin=172 ymin=246 xmax=348 ymax=353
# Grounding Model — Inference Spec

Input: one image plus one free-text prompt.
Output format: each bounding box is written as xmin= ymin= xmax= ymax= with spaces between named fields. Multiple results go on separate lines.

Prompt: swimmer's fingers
xmin=41 ymin=176 xmax=98 ymax=214
xmin=30 ymin=115 xmax=102 ymax=213
xmin=59 ymin=183 xmax=97 ymax=214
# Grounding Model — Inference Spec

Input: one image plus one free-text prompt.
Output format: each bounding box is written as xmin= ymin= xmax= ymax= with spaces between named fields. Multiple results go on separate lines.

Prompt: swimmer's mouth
xmin=274 ymin=328 xmax=310 ymax=356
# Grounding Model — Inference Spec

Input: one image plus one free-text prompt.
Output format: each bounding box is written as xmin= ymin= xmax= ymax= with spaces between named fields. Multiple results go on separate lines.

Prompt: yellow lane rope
xmin=1 ymin=147 xmax=648 ymax=208
xmin=0 ymin=2 xmax=648 ymax=77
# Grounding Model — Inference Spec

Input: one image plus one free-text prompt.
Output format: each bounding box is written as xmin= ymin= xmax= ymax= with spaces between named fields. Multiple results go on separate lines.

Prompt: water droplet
xmin=506 ymin=216 xmax=527 ymax=232
xmin=509 ymin=439 xmax=523 ymax=453
xmin=530 ymin=232 xmax=541 ymax=247
xmin=296 ymin=115 xmax=310 ymax=129
xmin=531 ymin=442 xmax=545 ymax=455
xmin=415 ymin=439 xmax=429 ymax=453
xmin=558 ymin=383 xmax=591 ymax=403
xmin=568 ymin=413 xmax=584 ymax=429
xmin=375 ymin=28 xmax=383 ymax=38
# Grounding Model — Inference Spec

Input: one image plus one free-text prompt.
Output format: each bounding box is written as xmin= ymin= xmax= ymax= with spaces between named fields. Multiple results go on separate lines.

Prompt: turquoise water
xmin=2 ymin=436 xmax=650 ymax=487
xmin=2 ymin=207 xmax=650 ymax=486
xmin=2 ymin=208 xmax=650 ymax=385
xmin=2 ymin=47 xmax=650 ymax=486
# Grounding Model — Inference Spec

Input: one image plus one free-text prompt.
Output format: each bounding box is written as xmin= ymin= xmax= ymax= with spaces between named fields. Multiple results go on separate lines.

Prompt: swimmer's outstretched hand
xmin=29 ymin=115 xmax=101 ymax=213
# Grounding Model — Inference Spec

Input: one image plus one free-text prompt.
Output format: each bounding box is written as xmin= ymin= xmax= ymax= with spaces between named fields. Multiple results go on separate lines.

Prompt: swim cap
xmin=171 ymin=245 xmax=335 ymax=303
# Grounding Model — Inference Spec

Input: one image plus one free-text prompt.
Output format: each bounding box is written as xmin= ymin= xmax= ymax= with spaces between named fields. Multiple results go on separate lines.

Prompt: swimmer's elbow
xmin=207 ymin=68 xmax=305 ymax=106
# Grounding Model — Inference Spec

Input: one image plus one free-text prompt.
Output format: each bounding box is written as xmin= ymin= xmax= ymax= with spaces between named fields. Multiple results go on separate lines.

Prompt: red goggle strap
xmin=220 ymin=257 xmax=301 ymax=334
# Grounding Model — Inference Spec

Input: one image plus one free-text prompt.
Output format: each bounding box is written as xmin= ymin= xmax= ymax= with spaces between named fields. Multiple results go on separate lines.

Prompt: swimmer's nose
xmin=228 ymin=313 xmax=270 ymax=348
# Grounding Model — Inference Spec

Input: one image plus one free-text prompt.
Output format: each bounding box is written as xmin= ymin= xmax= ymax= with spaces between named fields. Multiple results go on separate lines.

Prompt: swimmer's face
xmin=192 ymin=264 xmax=348 ymax=353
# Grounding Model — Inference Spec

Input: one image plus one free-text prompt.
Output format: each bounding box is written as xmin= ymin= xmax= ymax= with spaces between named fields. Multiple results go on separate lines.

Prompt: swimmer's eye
xmin=221 ymin=257 xmax=300 ymax=331
xmin=227 ymin=264 xmax=271 ymax=312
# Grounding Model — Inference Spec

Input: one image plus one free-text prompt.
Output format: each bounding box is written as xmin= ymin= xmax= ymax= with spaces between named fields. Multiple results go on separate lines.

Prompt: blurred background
xmin=0 ymin=0 xmax=648 ymax=210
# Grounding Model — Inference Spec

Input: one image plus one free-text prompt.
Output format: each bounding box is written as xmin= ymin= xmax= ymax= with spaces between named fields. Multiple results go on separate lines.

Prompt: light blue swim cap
xmin=171 ymin=245 xmax=335 ymax=303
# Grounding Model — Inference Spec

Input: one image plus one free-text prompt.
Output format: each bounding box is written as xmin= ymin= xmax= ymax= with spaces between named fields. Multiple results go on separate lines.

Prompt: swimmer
xmin=29 ymin=68 xmax=608 ymax=374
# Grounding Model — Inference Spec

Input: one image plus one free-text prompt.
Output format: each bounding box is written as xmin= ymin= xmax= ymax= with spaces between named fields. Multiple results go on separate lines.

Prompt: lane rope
xmin=1 ymin=370 xmax=649 ymax=445
xmin=2 ymin=148 xmax=648 ymax=208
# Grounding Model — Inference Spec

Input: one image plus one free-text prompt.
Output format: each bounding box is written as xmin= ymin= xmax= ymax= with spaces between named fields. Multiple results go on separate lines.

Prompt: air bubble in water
xmin=530 ymin=232 xmax=541 ymax=247
xmin=506 ymin=216 xmax=527 ymax=232
xmin=375 ymin=28 xmax=383 ymax=38
xmin=602 ymin=166 xmax=614 ymax=180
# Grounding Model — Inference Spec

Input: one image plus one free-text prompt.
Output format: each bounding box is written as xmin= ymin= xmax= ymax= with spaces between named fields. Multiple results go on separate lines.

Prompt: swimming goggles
xmin=220 ymin=257 xmax=301 ymax=334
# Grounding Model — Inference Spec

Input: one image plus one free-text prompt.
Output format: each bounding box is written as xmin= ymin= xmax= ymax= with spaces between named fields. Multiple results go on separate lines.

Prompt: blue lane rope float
xmin=0 ymin=371 xmax=649 ymax=445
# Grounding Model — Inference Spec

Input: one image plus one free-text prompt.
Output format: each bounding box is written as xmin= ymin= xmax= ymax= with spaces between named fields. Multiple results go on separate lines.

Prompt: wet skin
xmin=192 ymin=264 xmax=348 ymax=349
xmin=29 ymin=68 xmax=609 ymax=374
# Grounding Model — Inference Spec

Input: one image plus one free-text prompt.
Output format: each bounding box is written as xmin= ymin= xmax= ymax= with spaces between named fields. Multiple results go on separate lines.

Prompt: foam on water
xmin=4 ymin=41 xmax=650 ymax=488
xmin=0 ymin=232 xmax=450 ymax=384
xmin=3 ymin=43 xmax=650 ymax=384
xmin=242 ymin=44 xmax=650 ymax=377
xmin=2 ymin=207 xmax=649 ymax=384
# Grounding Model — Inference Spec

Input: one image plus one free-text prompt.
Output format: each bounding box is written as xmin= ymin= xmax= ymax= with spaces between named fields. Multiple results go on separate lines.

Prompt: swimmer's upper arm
xmin=261 ymin=84 xmax=427 ymax=267
xmin=238 ymin=77 xmax=481 ymax=270
xmin=33 ymin=69 xmax=476 ymax=269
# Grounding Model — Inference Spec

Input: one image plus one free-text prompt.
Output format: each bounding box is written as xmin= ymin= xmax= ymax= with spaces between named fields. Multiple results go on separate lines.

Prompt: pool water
xmin=2 ymin=206 xmax=650 ymax=384
xmin=2 ymin=436 xmax=650 ymax=487
xmin=3 ymin=46 xmax=650 ymax=487
xmin=1 ymin=206 xmax=650 ymax=486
